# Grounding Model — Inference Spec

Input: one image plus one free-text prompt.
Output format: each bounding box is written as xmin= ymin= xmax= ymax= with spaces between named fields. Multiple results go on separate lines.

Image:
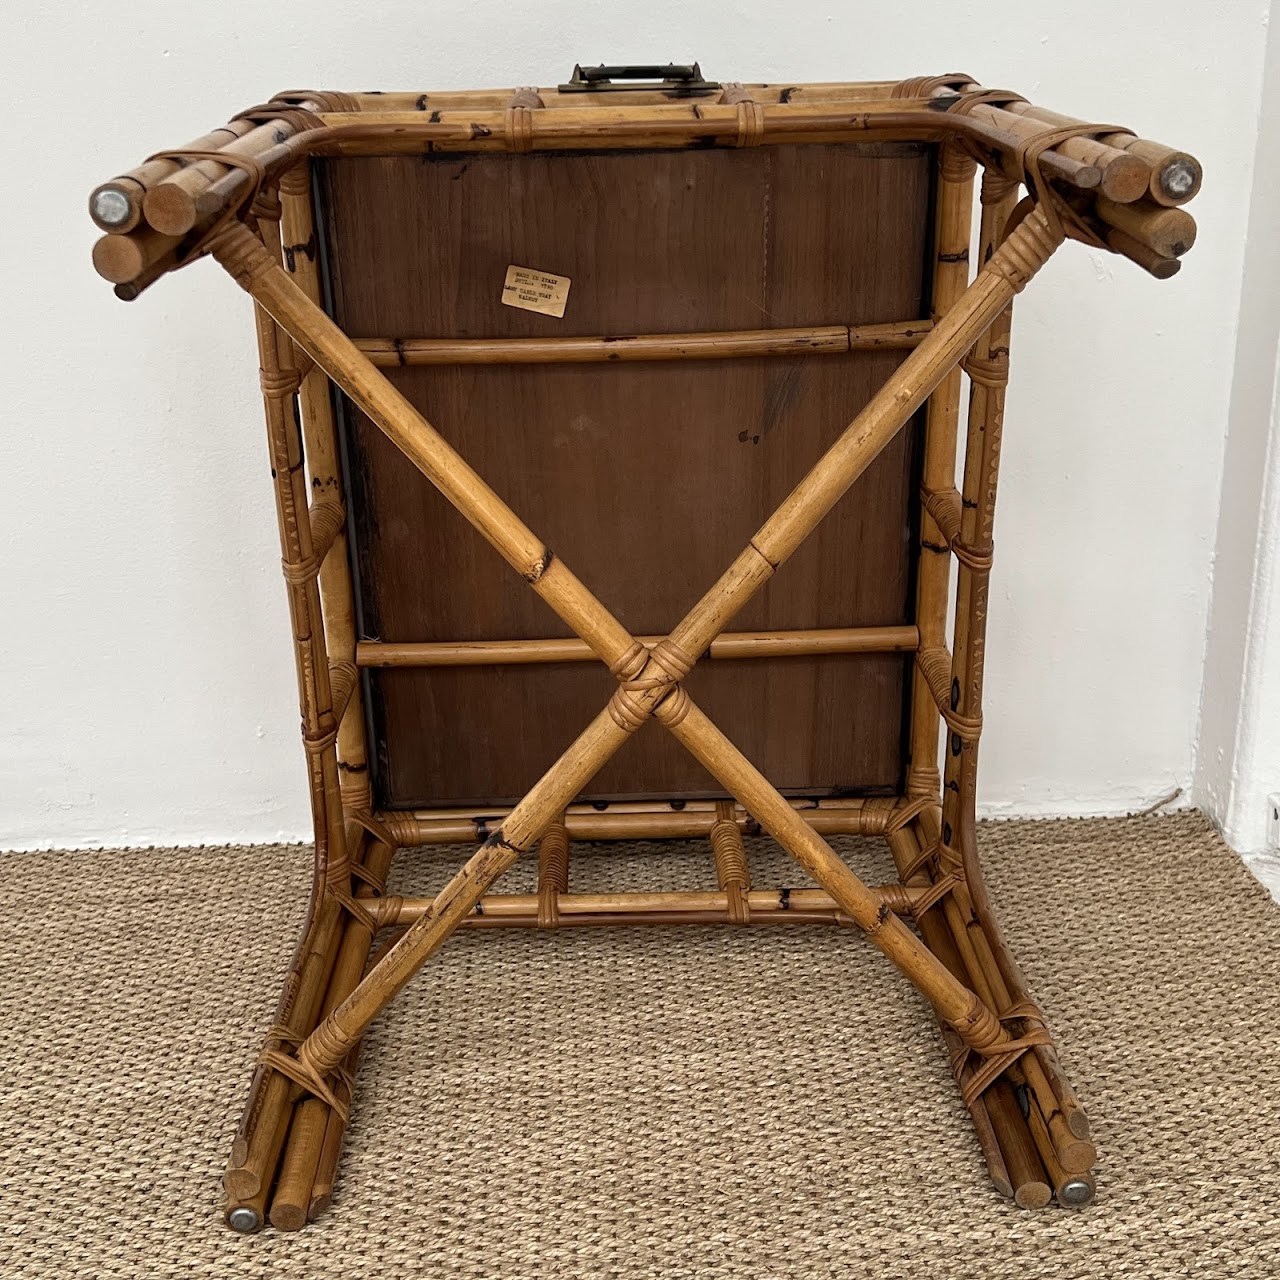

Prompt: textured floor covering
xmin=2 ymin=813 xmax=1279 ymax=1278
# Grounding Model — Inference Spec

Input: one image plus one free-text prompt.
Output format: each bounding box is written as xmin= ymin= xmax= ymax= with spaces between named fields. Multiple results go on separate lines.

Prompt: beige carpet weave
xmin=2 ymin=813 xmax=1279 ymax=1278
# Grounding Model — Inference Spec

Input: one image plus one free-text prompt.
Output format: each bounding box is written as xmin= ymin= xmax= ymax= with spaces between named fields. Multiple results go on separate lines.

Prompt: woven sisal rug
xmin=1 ymin=812 xmax=1277 ymax=1278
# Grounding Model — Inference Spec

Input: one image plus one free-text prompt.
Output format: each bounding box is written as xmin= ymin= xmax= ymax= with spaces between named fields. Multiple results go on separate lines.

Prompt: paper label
xmin=501 ymin=265 xmax=571 ymax=318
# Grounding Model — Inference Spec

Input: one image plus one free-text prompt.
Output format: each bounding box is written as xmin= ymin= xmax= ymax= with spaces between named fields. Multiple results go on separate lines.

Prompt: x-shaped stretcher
xmin=209 ymin=193 xmax=1066 ymax=1143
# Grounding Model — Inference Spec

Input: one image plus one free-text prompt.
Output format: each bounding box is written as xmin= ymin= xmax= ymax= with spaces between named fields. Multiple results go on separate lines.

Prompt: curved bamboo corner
xmin=89 ymin=70 xmax=1204 ymax=1233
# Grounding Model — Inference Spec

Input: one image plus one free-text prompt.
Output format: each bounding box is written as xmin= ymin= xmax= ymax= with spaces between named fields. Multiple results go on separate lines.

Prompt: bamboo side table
xmin=89 ymin=66 xmax=1202 ymax=1231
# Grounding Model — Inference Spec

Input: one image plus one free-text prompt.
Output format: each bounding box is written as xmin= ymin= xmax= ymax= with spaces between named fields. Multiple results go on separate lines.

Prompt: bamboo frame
xmin=91 ymin=73 xmax=1202 ymax=1231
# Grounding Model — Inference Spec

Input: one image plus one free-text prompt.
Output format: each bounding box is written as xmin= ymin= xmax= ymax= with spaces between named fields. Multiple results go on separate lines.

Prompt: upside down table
xmin=90 ymin=65 xmax=1202 ymax=1231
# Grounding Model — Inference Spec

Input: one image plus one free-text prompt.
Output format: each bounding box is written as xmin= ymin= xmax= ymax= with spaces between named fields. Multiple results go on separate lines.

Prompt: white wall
xmin=1 ymin=1 xmax=1269 ymax=850
xmin=1196 ymin=6 xmax=1280 ymax=855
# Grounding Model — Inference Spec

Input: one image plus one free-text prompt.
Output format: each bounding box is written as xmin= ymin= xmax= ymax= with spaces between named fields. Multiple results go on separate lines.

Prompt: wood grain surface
xmin=318 ymin=143 xmax=933 ymax=806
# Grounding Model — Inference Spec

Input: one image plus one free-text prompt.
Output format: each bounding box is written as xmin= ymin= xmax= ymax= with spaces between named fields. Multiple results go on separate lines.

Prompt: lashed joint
xmin=916 ymin=645 xmax=983 ymax=740
xmin=606 ymin=637 xmax=695 ymax=733
xmin=920 ymin=486 xmax=994 ymax=572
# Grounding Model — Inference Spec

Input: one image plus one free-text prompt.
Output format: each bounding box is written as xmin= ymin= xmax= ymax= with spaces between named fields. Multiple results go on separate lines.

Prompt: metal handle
xmin=559 ymin=62 xmax=719 ymax=95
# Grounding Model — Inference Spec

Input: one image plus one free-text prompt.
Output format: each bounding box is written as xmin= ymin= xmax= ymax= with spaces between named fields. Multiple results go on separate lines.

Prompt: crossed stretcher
xmin=210 ymin=190 xmax=1078 ymax=1207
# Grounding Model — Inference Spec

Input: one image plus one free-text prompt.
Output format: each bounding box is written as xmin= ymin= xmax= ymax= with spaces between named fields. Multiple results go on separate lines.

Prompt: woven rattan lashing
xmin=90 ymin=72 xmax=1201 ymax=1232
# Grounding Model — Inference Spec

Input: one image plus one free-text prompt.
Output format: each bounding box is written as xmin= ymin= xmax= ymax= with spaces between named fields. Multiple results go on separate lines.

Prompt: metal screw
xmin=1160 ymin=160 xmax=1197 ymax=200
xmin=227 ymin=1206 xmax=261 ymax=1233
xmin=91 ymin=188 xmax=132 ymax=227
xmin=1059 ymin=1178 xmax=1094 ymax=1207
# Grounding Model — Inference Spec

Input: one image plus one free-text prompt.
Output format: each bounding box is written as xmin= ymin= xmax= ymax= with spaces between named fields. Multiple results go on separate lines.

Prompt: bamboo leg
xmin=886 ymin=824 xmax=1046 ymax=1204
xmin=224 ymin=209 xmax=359 ymax=1205
xmin=278 ymin=163 xmax=372 ymax=817
xmin=268 ymin=838 xmax=397 ymax=1229
xmin=936 ymin=170 xmax=1094 ymax=1153
xmin=905 ymin=143 xmax=976 ymax=798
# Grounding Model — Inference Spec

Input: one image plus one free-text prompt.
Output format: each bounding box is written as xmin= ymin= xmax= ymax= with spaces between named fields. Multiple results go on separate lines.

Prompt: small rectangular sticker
xmin=501 ymin=264 xmax=571 ymax=318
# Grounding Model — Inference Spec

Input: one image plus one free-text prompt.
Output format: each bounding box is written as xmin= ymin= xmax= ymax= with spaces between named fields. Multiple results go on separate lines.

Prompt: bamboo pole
xmin=89 ymin=120 xmax=257 ymax=232
xmin=885 ymin=822 xmax=1083 ymax=1205
xmin=934 ymin=186 xmax=1095 ymax=1153
xmin=372 ymin=884 xmax=926 ymax=925
xmin=268 ymin=839 xmax=396 ymax=1229
xmin=357 ymin=625 xmax=919 ymax=669
xmin=143 ymin=118 xmax=312 ymax=236
xmin=962 ymin=102 xmax=1148 ymax=203
xmin=354 ymin=320 xmax=930 ymax=366
xmin=224 ymin=227 xmax=356 ymax=1204
xmin=994 ymin=98 xmax=1201 ymax=206
xmin=379 ymin=796 xmax=901 ymax=846
xmin=279 ymin=163 xmax=372 ymax=816
xmin=1094 ymin=195 xmax=1197 ymax=259
xmin=905 ymin=144 xmax=976 ymax=798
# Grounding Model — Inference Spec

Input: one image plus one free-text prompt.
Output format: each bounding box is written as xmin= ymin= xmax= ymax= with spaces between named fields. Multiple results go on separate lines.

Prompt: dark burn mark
xmin=688 ymin=135 xmax=718 ymax=149
xmin=1014 ymin=1082 xmax=1031 ymax=1119
xmin=989 ymin=345 xmax=1009 ymax=358
xmin=921 ymin=539 xmax=950 ymax=554
xmin=946 ymin=780 xmax=960 ymax=793
xmin=951 ymin=733 xmax=963 ymax=756
xmin=475 ymin=819 xmax=489 ymax=841
xmin=469 ymin=122 xmax=493 ymax=139
xmin=779 ymin=887 xmax=791 ymax=910
xmin=591 ymin=800 xmax=609 ymax=811
xmin=428 ymin=109 xmax=442 ymax=123
xmin=950 ymin=677 xmax=961 ymax=710
xmin=474 ymin=900 xmax=484 ymax=915
xmin=483 ymin=830 xmax=518 ymax=855
xmin=942 ymin=821 xmax=953 ymax=844
xmin=962 ymin=497 xmax=978 ymax=509
xmin=274 ymin=129 xmax=288 ymax=144
xmin=392 ymin=337 xmax=406 ymax=366
xmin=738 ymin=429 xmax=761 ymax=445
xmin=938 ymin=249 xmax=969 ymax=263
xmin=451 ymin=162 xmax=469 ymax=181
xmin=876 ymin=902 xmax=891 ymax=925
xmin=524 ymin=547 xmax=554 ymax=583
xmin=415 ymin=95 xmax=429 ymax=111
xmin=670 ymin=799 xmax=686 ymax=811
xmin=779 ymin=86 xmax=797 ymax=103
